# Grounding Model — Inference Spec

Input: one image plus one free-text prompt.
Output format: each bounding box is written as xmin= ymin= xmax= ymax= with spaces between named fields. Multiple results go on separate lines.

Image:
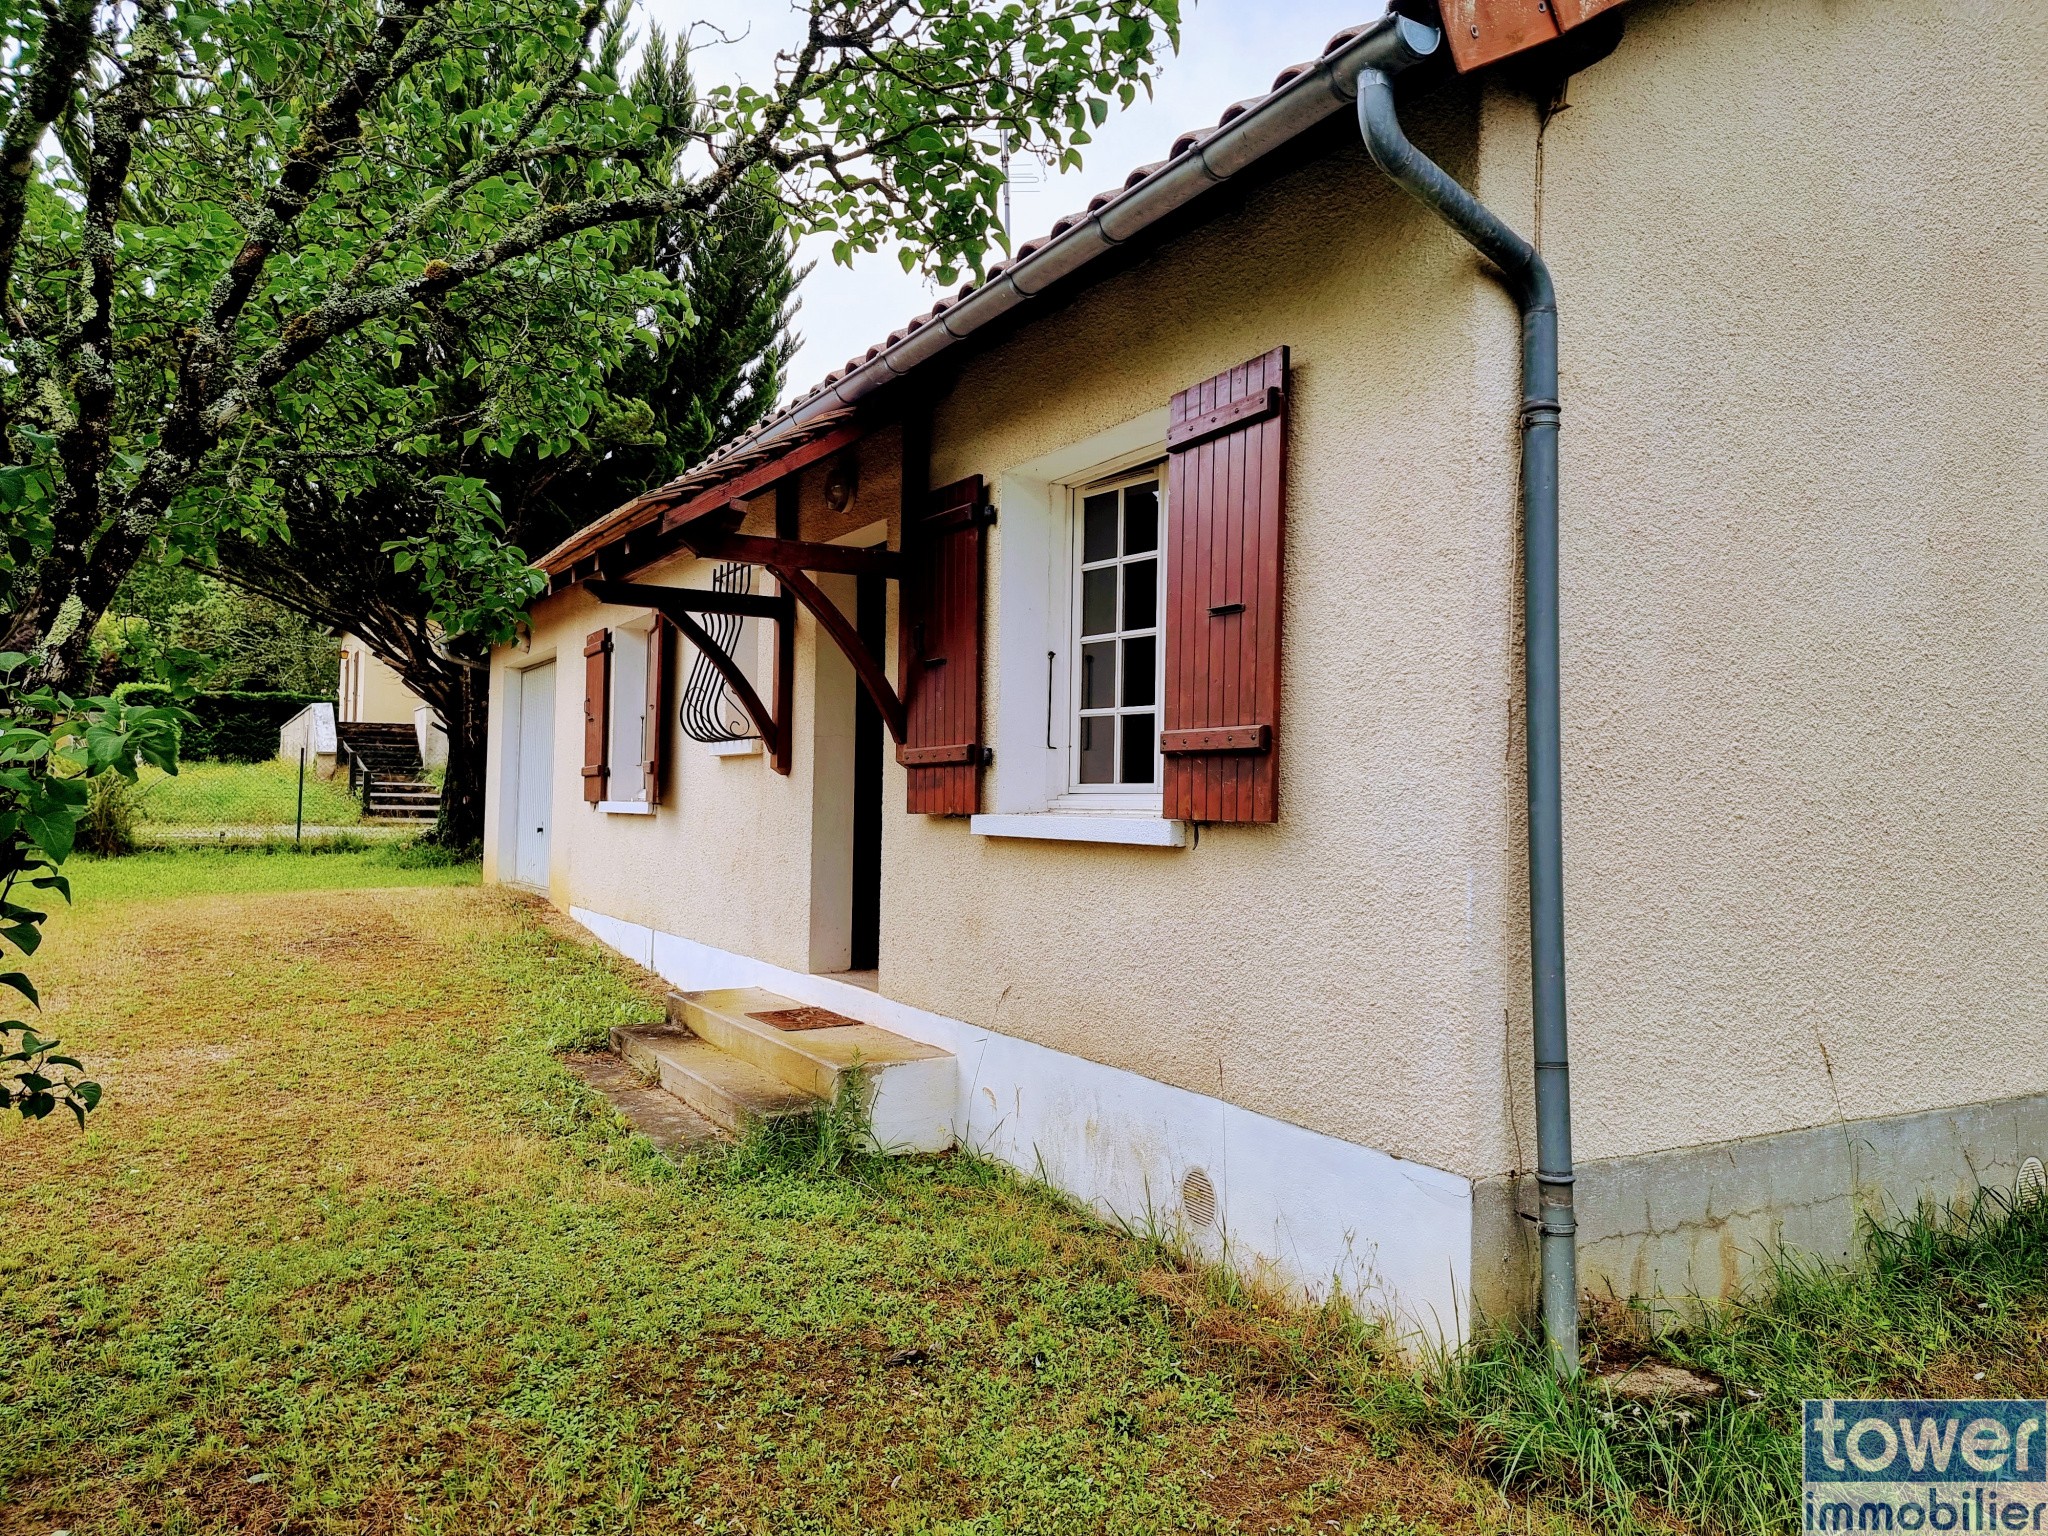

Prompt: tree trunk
xmin=431 ymin=664 xmax=488 ymax=850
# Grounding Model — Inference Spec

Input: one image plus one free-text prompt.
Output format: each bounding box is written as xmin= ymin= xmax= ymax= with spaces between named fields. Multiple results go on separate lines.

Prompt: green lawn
xmin=133 ymin=759 xmax=366 ymax=828
xmin=6 ymin=849 xmax=2042 ymax=1535
xmin=68 ymin=844 xmax=480 ymax=905
xmin=0 ymin=851 xmax=1510 ymax=1536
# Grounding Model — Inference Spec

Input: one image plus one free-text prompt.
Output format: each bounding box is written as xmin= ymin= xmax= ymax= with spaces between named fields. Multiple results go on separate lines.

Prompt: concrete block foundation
xmin=1475 ymin=1092 xmax=2048 ymax=1324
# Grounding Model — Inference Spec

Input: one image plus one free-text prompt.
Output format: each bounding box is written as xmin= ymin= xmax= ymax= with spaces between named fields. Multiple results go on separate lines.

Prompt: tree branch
xmin=189 ymin=0 xmax=453 ymax=389
xmin=5 ymin=9 xmax=168 ymax=665
xmin=341 ymin=3 xmax=606 ymax=290
xmin=0 ymin=0 xmax=97 ymax=335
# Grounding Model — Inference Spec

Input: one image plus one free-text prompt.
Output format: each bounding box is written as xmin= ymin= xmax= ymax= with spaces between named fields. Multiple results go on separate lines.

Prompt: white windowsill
xmin=596 ymin=800 xmax=655 ymax=816
xmin=704 ymin=738 xmax=761 ymax=758
xmin=969 ymin=812 xmax=1188 ymax=847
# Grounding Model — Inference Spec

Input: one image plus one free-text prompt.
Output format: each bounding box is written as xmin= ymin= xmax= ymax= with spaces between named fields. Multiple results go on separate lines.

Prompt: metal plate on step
xmin=748 ymin=1005 xmax=863 ymax=1033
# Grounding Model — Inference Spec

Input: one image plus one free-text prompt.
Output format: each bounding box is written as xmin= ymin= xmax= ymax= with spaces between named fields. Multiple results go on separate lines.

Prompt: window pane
xmin=1123 ymin=483 xmax=1159 ymax=554
xmin=1081 ymin=567 xmax=1117 ymax=636
xmin=1119 ymin=711 xmax=1156 ymax=785
xmin=1079 ymin=715 xmax=1114 ymax=783
xmin=1081 ymin=641 xmax=1117 ymax=709
xmin=1122 ymin=558 xmax=1158 ymax=631
xmin=1083 ymin=493 xmax=1119 ymax=563
xmin=1120 ymin=636 xmax=1155 ymax=706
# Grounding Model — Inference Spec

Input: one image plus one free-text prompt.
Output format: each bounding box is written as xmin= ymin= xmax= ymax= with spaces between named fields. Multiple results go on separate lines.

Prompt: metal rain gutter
xmin=1354 ymin=66 xmax=1579 ymax=1375
xmin=765 ymin=12 xmax=1446 ymax=441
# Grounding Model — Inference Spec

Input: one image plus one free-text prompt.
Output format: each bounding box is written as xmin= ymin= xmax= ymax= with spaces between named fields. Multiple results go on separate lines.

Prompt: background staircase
xmin=611 ymin=987 xmax=955 ymax=1153
xmin=336 ymin=721 xmax=439 ymax=822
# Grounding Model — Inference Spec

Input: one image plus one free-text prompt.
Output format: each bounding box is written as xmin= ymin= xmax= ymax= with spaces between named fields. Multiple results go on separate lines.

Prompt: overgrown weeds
xmin=722 ymin=1059 xmax=877 ymax=1178
xmin=74 ymin=772 xmax=139 ymax=856
xmin=1368 ymin=1189 xmax=2048 ymax=1533
xmin=383 ymin=836 xmax=477 ymax=868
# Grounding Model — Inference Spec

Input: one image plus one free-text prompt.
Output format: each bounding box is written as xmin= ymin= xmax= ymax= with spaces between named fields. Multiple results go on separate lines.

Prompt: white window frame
xmin=1061 ymin=465 xmax=1166 ymax=808
xmin=600 ymin=615 xmax=656 ymax=811
xmin=970 ymin=409 xmax=1189 ymax=848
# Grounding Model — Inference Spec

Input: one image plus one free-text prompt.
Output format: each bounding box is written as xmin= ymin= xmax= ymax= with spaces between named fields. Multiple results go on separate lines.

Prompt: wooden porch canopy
xmin=536 ymin=408 xmax=868 ymax=591
xmin=545 ymin=407 xmax=948 ymax=784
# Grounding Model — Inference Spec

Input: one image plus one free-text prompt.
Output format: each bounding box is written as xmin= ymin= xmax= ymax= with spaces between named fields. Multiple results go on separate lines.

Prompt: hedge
xmin=114 ymin=684 xmax=329 ymax=763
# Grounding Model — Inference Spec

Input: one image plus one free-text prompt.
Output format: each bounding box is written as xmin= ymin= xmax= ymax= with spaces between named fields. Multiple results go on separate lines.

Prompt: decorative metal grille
xmin=678 ymin=561 xmax=761 ymax=744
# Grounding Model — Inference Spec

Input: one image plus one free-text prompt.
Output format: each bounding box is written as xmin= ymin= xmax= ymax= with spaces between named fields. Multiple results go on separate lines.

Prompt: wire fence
xmin=98 ymin=754 xmax=441 ymax=850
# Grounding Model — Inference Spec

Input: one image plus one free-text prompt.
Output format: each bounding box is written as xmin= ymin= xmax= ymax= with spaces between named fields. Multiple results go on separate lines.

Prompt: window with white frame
xmin=606 ymin=620 xmax=652 ymax=802
xmin=1071 ymin=468 xmax=1164 ymax=791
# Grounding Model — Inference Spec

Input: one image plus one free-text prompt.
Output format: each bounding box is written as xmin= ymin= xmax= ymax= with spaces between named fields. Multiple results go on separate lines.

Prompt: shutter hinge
xmin=975 ymin=502 xmax=997 ymax=528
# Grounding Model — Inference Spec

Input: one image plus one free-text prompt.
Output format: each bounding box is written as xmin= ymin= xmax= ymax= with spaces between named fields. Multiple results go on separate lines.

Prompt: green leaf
xmin=0 ymin=973 xmax=39 ymax=1008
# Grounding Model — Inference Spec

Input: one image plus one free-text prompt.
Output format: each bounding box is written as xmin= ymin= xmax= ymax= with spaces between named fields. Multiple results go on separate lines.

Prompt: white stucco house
xmin=483 ymin=0 xmax=2048 ymax=1345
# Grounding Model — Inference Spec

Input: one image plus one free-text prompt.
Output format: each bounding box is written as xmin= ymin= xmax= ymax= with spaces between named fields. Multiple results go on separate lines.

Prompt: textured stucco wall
xmin=880 ymin=89 xmax=1528 ymax=1181
xmin=1528 ymin=0 xmax=2048 ymax=1168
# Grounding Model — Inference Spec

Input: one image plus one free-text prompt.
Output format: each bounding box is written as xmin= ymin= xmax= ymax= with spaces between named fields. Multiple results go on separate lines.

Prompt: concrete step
xmin=567 ymin=1052 xmax=727 ymax=1157
xmin=669 ymin=987 xmax=947 ymax=1101
xmin=668 ymin=988 xmax=954 ymax=1152
xmin=611 ymin=1024 xmax=817 ymax=1135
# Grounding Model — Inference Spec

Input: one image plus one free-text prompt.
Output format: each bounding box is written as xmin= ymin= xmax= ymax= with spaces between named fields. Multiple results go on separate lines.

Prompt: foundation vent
xmin=1180 ymin=1166 xmax=1218 ymax=1230
xmin=2018 ymin=1157 xmax=2046 ymax=1211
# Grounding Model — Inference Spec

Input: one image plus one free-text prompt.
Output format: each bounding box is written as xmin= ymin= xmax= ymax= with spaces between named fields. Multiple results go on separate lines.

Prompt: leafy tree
xmin=94 ymin=567 xmax=340 ymax=695
xmin=1 ymin=0 xmax=1181 ymax=692
xmin=0 ymin=0 xmax=1177 ymax=879
xmin=0 ymin=659 xmax=183 ymax=1123
xmin=204 ymin=25 xmax=803 ymax=845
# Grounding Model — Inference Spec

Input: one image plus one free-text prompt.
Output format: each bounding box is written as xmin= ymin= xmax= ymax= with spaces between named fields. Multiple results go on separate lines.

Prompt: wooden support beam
xmin=664 ymin=608 xmax=785 ymax=771
xmin=680 ymin=528 xmax=902 ymax=579
xmin=587 ymin=579 xmax=792 ymax=622
xmin=771 ymin=483 xmax=799 ymax=776
xmin=585 ymin=578 xmax=793 ymax=776
xmin=772 ymin=562 xmax=908 ymax=745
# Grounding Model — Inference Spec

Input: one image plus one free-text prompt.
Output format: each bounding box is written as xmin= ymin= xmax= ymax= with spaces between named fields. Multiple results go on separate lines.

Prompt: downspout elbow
xmin=1355 ymin=70 xmax=1555 ymax=321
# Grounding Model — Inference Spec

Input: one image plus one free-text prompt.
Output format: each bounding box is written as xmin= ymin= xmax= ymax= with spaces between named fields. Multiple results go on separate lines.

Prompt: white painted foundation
xmin=571 ymin=905 xmax=1476 ymax=1346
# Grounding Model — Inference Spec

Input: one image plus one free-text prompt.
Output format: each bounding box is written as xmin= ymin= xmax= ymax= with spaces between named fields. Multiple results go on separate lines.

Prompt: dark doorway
xmin=849 ymin=567 xmax=885 ymax=971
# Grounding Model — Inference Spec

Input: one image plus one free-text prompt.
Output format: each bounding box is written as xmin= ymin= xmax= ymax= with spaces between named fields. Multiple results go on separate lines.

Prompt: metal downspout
xmin=1355 ymin=66 xmax=1578 ymax=1375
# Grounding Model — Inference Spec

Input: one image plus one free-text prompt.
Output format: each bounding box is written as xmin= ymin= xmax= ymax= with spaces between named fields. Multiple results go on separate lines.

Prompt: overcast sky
xmin=636 ymin=0 xmax=1381 ymax=401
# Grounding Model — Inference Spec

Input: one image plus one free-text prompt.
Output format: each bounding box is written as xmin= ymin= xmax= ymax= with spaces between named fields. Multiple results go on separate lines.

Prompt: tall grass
xmin=721 ymin=1059 xmax=878 ymax=1178
xmin=1366 ymin=1189 xmax=2048 ymax=1533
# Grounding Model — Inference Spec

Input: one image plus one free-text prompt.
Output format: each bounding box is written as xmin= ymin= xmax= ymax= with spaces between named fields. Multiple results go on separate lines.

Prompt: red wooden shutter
xmin=897 ymin=475 xmax=987 ymax=815
xmin=1161 ymin=346 xmax=1288 ymax=824
xmin=581 ymin=628 xmax=611 ymax=803
xmin=643 ymin=617 xmax=669 ymax=806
